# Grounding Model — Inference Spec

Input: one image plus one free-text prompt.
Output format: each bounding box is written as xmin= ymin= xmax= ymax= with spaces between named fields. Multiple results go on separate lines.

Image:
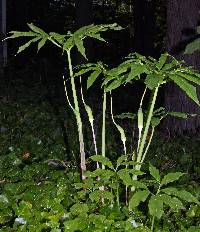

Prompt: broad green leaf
xmin=89 ymin=190 xmax=113 ymax=202
xmin=74 ymin=36 xmax=87 ymax=59
xmin=17 ymin=37 xmax=41 ymax=53
xmin=64 ymin=218 xmax=87 ymax=232
xmin=149 ymin=163 xmax=160 ymax=183
xmin=157 ymin=53 xmax=168 ymax=70
xmin=145 ymin=74 xmax=163 ymax=90
xmin=148 ymin=196 xmax=163 ymax=219
xmin=87 ymin=70 xmax=102 ymax=89
xmin=161 ymin=172 xmax=185 ymax=186
xmin=168 ymin=111 xmax=188 ymax=119
xmin=27 ymin=23 xmax=47 ymax=35
xmin=170 ymin=74 xmax=200 ymax=106
xmin=90 ymin=155 xmax=114 ymax=169
xmin=129 ymin=190 xmax=150 ymax=209
xmin=38 ymin=37 xmax=48 ymax=51
xmin=178 ymin=190 xmax=200 ymax=204
xmin=158 ymin=194 xmax=185 ymax=212
xmin=184 ymin=38 xmax=200 ymax=54
xmin=70 ymin=203 xmax=89 ymax=216
xmin=161 ymin=187 xmax=199 ymax=204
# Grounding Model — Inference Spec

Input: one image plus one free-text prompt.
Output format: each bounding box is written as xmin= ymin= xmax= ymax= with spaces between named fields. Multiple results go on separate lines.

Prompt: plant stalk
xmin=67 ymin=50 xmax=86 ymax=180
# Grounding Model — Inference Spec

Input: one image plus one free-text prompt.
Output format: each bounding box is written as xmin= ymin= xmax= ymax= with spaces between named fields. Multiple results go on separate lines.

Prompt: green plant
xmin=5 ymin=23 xmax=200 ymax=230
xmin=184 ymin=26 xmax=200 ymax=54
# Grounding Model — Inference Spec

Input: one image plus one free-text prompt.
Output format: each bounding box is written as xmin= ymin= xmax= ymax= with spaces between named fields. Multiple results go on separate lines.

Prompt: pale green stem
xmin=131 ymin=86 xmax=159 ymax=192
xmin=137 ymin=87 xmax=147 ymax=152
xmin=67 ymin=50 xmax=86 ymax=180
xmin=102 ymin=91 xmax=107 ymax=170
xmin=80 ymin=77 xmax=99 ymax=169
xmin=141 ymin=127 xmax=155 ymax=163
xmin=136 ymin=86 xmax=159 ymax=169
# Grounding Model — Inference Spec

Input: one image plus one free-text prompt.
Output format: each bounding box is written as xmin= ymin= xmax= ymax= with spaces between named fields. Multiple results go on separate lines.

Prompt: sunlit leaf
xmin=156 ymin=53 xmax=168 ymax=70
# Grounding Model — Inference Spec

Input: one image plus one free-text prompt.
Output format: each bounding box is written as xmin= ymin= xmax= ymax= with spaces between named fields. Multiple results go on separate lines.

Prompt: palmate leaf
xmin=170 ymin=74 xmax=200 ymax=106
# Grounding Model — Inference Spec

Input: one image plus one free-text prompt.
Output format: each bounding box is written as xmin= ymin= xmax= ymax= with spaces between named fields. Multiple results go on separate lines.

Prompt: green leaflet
xmin=27 ymin=23 xmax=47 ymax=35
xmin=170 ymin=74 xmax=200 ymax=106
xmin=148 ymin=196 xmax=163 ymax=219
xmin=17 ymin=37 xmax=41 ymax=54
xmin=129 ymin=190 xmax=149 ymax=209
xmin=7 ymin=31 xmax=37 ymax=39
xmin=74 ymin=36 xmax=87 ymax=59
xmin=87 ymin=70 xmax=102 ymax=89
xmin=37 ymin=37 xmax=48 ymax=51
xmin=149 ymin=163 xmax=160 ymax=183
xmin=90 ymin=155 xmax=114 ymax=169
xmin=156 ymin=53 xmax=168 ymax=70
xmin=158 ymin=194 xmax=185 ymax=212
xmin=161 ymin=172 xmax=185 ymax=187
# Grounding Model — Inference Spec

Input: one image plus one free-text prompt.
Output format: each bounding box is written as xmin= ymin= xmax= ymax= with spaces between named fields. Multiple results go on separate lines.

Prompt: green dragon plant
xmin=6 ymin=23 xmax=122 ymax=180
xmin=6 ymin=24 xmax=200 ymax=220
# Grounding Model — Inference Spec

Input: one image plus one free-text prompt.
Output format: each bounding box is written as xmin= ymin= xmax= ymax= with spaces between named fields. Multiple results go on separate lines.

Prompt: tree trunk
xmin=164 ymin=0 xmax=200 ymax=135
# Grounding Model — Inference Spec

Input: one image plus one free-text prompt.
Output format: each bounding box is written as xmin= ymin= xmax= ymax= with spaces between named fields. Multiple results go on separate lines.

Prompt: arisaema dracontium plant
xmin=101 ymin=52 xmax=200 ymax=185
xmin=6 ymin=23 xmax=123 ymax=180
